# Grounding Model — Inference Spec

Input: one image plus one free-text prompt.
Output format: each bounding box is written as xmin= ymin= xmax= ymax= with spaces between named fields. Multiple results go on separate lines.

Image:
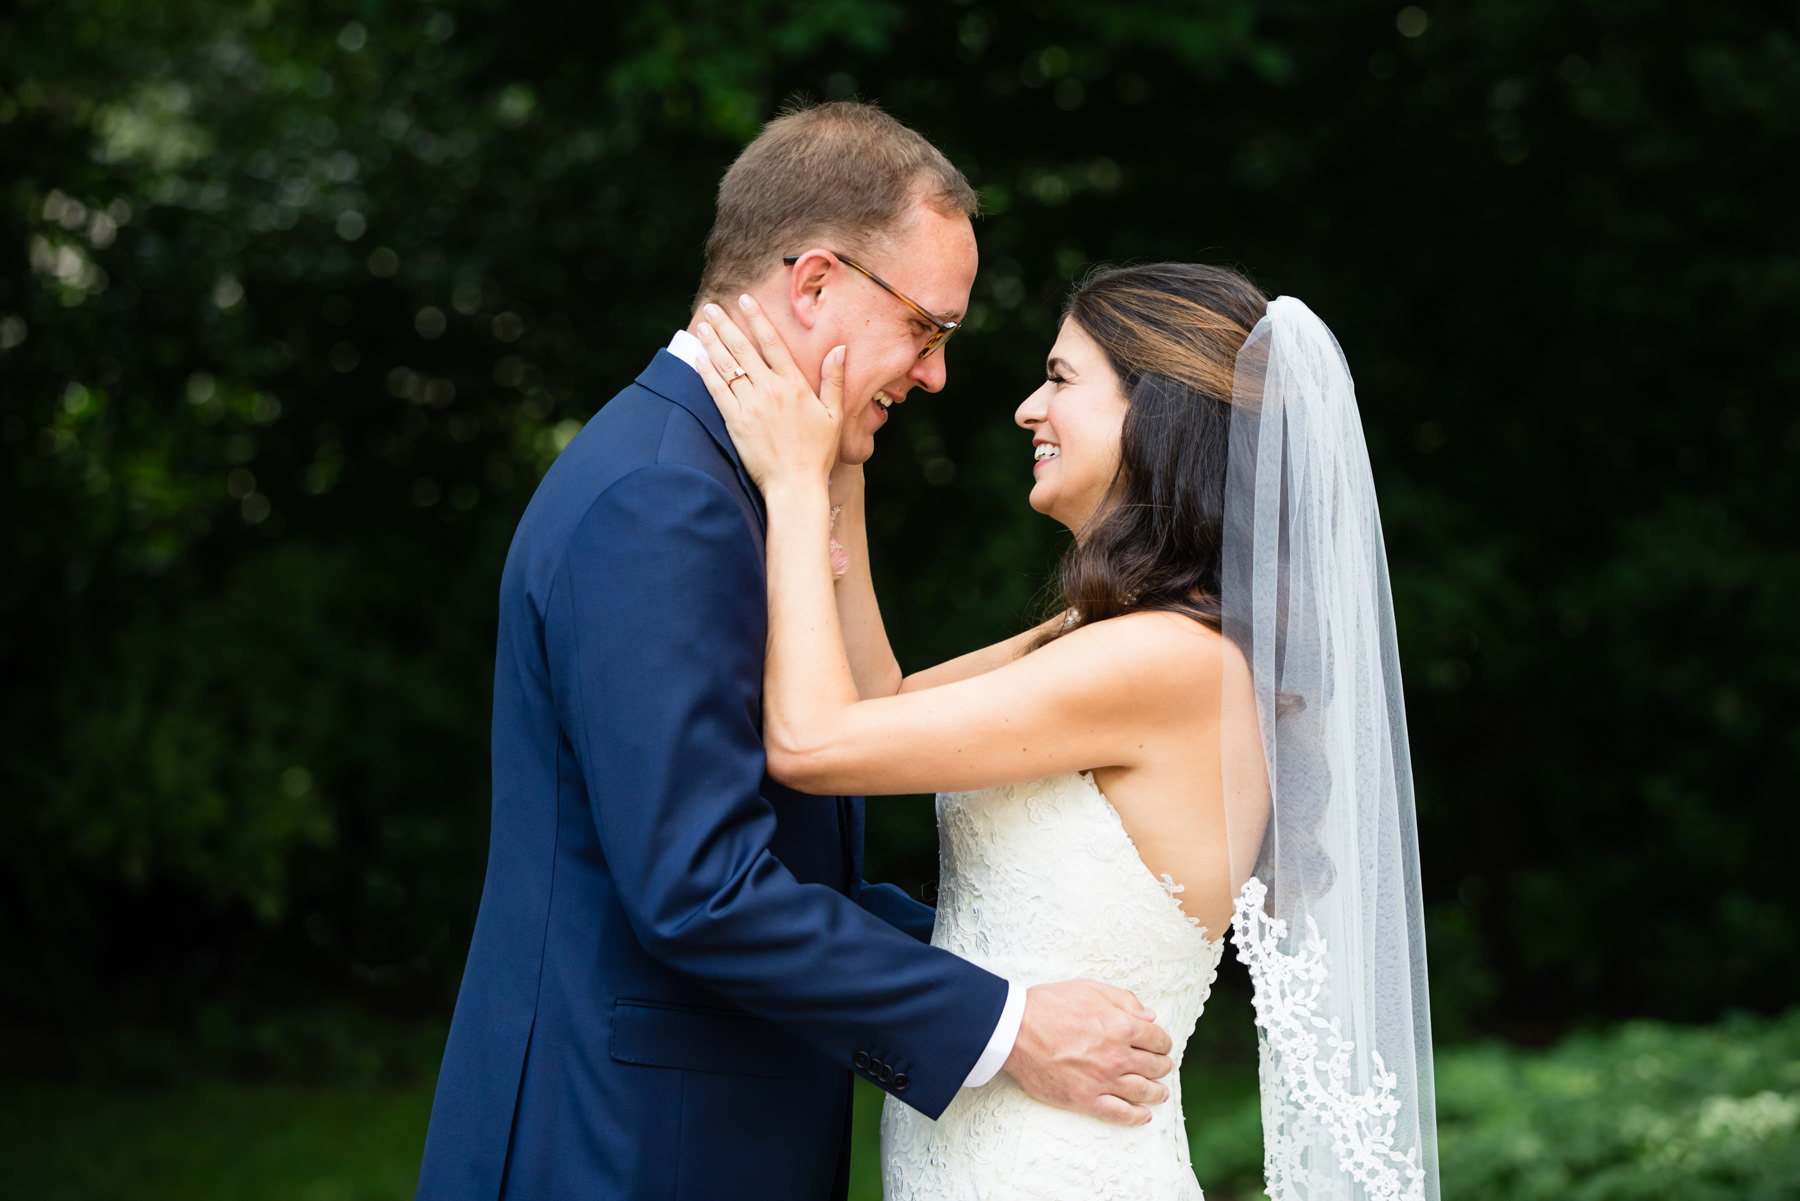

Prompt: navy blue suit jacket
xmin=415 ymin=351 xmax=1008 ymax=1201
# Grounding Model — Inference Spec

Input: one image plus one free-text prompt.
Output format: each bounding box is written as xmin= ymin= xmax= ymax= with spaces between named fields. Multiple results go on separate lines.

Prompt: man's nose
xmin=909 ymin=349 xmax=949 ymax=394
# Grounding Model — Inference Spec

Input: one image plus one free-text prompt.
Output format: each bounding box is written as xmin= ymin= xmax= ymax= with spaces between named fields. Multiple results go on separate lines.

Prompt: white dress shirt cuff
xmin=962 ymin=979 xmax=1025 ymax=1089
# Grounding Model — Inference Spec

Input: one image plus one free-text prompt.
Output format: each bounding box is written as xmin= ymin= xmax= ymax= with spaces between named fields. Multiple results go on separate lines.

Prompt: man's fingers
xmin=1127 ymin=1048 xmax=1174 ymax=1081
xmin=1110 ymin=1073 xmax=1169 ymax=1109
xmin=1088 ymin=980 xmax=1156 ymax=1023
xmin=735 ymin=294 xmax=802 ymax=380
xmin=1128 ymin=1015 xmax=1174 ymax=1056
xmin=1085 ymin=1095 xmax=1153 ymax=1129
xmin=1006 ymin=979 xmax=1182 ymax=1128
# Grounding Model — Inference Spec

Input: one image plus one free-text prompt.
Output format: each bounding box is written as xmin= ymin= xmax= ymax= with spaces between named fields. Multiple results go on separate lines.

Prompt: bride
xmin=693 ymin=262 xmax=1438 ymax=1201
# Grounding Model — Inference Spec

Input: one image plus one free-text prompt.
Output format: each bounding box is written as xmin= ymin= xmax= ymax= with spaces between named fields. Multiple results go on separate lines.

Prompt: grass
xmin=0 ymin=1078 xmax=891 ymax=1201
xmin=1 ymin=989 xmax=1260 ymax=1200
xmin=16 ymin=1010 xmax=1793 ymax=1200
xmin=1 ymin=989 xmax=1259 ymax=1200
xmin=1 ymin=1081 xmax=434 ymax=1201
xmin=0 ymin=1067 xmax=1248 ymax=1201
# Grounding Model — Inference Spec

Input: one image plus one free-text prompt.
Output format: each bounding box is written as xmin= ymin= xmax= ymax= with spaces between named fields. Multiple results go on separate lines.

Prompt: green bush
xmin=1189 ymin=1011 xmax=1800 ymax=1201
xmin=1439 ymin=1011 xmax=1800 ymax=1201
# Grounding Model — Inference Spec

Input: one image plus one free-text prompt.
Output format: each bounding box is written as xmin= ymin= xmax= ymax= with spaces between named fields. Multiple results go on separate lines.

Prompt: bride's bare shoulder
xmin=1064 ymin=607 xmax=1223 ymax=652
xmin=1050 ymin=609 xmax=1232 ymax=707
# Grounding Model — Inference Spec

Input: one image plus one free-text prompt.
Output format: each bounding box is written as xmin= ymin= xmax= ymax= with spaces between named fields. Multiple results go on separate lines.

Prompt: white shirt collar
xmin=666 ymin=328 xmax=704 ymax=372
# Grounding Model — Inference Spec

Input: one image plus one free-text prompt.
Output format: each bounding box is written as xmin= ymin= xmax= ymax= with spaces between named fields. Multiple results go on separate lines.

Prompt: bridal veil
xmin=1219 ymin=297 xmax=1439 ymax=1201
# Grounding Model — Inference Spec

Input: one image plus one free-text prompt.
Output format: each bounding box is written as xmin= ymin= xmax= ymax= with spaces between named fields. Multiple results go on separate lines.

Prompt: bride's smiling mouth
xmin=1032 ymin=438 xmax=1060 ymax=469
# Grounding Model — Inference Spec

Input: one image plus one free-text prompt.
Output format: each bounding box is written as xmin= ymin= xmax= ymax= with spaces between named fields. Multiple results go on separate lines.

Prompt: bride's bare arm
xmin=754 ymin=451 xmax=1210 ymax=797
xmin=825 ymin=466 xmax=904 ymax=699
xmin=764 ymin=507 xmax=1216 ymax=799
xmin=693 ymin=300 xmax=1215 ymax=798
xmin=896 ymin=614 xmax=1066 ymax=693
xmin=829 ymin=466 xmax=1065 ymax=698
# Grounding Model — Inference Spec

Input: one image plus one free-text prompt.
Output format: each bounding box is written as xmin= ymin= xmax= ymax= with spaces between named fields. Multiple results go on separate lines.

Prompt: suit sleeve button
xmin=853 ymin=1052 xmax=871 ymax=1071
xmin=893 ymin=1073 xmax=910 ymax=1093
xmin=878 ymin=1064 xmax=895 ymax=1084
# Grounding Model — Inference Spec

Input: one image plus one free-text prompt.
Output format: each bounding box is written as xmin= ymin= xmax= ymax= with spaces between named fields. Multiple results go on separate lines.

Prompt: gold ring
xmin=723 ymin=364 xmax=748 ymax=384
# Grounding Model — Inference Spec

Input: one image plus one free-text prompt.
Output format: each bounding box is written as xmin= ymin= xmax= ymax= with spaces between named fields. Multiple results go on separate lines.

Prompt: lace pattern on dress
xmin=882 ymin=772 xmax=1220 ymax=1201
xmin=1230 ymin=877 xmax=1427 ymax=1201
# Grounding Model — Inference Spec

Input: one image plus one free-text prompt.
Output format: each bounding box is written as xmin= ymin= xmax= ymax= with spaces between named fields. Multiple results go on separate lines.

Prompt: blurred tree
xmin=1 ymin=0 xmax=1794 ymax=1045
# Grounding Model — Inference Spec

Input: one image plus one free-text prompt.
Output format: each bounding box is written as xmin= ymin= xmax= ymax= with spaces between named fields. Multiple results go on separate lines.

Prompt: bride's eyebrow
xmin=1045 ymin=356 xmax=1075 ymax=376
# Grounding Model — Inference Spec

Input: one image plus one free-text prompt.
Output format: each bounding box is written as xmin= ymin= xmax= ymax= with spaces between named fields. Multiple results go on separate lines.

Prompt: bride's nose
xmin=1015 ymin=382 xmax=1049 ymax=429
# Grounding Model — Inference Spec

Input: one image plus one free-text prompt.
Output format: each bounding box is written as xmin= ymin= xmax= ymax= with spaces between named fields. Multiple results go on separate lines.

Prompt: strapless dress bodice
xmin=882 ymin=771 xmax=1224 ymax=1200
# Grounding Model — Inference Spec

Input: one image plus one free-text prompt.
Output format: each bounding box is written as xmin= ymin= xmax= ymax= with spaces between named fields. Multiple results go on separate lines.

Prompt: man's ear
xmin=786 ymin=249 xmax=836 ymax=332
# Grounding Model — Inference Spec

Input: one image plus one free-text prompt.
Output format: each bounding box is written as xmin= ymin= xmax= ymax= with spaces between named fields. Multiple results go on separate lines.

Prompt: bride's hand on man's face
xmin=694 ymin=297 xmax=843 ymax=493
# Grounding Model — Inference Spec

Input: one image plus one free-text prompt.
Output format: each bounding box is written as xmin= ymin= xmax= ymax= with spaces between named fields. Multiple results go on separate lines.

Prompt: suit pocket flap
xmin=610 ymin=999 xmax=808 ymax=1079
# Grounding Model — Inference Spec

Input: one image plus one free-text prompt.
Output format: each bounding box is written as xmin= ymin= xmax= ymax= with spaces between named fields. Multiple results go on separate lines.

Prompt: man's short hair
xmin=695 ymin=100 xmax=979 ymax=307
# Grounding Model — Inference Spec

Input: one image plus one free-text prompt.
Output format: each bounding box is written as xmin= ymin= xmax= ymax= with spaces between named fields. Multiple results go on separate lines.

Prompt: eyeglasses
xmin=782 ymin=251 xmax=960 ymax=360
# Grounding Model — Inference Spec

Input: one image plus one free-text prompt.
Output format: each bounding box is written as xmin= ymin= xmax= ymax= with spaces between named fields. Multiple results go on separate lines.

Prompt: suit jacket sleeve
xmin=854 ymin=880 xmax=937 ymax=945
xmin=544 ymin=463 xmax=1006 ymax=1118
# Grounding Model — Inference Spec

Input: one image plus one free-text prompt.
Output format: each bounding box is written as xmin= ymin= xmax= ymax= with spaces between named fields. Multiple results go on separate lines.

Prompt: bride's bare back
xmin=807 ymin=598 xmax=1261 ymax=939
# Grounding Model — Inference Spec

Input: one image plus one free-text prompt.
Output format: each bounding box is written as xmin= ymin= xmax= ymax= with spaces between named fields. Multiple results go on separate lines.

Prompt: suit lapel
xmin=635 ymin=350 xmax=767 ymax=533
xmin=635 ymin=349 xmax=858 ymax=884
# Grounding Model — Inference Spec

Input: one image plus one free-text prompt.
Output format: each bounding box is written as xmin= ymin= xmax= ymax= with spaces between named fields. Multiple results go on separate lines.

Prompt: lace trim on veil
xmin=1231 ymin=877 xmax=1427 ymax=1201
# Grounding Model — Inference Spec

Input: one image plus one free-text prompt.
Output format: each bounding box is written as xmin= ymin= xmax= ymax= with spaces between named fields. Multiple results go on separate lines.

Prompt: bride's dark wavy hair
xmin=1035 ymin=262 xmax=1340 ymax=912
xmin=1032 ymin=262 xmax=1269 ymax=647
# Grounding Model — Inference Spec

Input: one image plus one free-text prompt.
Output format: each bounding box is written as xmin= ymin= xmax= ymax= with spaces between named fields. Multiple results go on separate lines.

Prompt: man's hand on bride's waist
xmin=1003 ymin=979 xmax=1176 ymax=1128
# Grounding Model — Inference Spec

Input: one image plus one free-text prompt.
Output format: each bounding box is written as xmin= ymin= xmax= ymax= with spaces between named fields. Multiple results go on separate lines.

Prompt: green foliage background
xmin=2 ymin=0 xmax=1796 ymax=1061
xmin=9 ymin=1012 xmax=1799 ymax=1199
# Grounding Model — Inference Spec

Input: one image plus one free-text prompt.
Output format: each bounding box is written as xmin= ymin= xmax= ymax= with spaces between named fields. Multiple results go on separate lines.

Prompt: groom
xmin=416 ymin=101 xmax=1172 ymax=1201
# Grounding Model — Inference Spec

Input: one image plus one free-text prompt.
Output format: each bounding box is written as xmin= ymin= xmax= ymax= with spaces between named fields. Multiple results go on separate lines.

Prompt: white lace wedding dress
xmin=882 ymin=771 xmax=1225 ymax=1200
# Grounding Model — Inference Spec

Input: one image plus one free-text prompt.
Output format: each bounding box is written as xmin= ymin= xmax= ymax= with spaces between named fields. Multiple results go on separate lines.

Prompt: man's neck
xmin=680 ymin=300 xmax=822 ymax=392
